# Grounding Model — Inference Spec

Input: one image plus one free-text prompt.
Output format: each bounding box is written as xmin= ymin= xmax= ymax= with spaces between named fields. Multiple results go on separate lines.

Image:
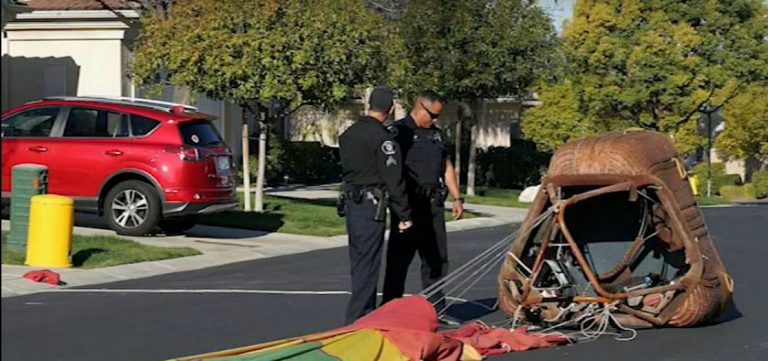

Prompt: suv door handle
xmin=105 ymin=150 xmax=124 ymax=156
xmin=28 ymin=146 xmax=48 ymax=153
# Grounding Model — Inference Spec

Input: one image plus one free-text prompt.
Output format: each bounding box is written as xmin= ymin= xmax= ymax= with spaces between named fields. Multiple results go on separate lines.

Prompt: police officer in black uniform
xmin=338 ymin=87 xmax=413 ymax=324
xmin=382 ymin=91 xmax=464 ymax=315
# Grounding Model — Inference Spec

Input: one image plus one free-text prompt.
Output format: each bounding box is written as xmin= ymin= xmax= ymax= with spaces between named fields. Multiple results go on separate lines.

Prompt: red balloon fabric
xmin=442 ymin=321 xmax=570 ymax=356
xmin=350 ymin=296 xmax=568 ymax=360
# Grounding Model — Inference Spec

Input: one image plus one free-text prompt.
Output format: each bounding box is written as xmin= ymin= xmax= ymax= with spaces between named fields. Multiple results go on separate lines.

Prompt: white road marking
xmin=46 ymin=289 xmax=434 ymax=299
xmin=43 ymin=289 xmax=490 ymax=309
xmin=50 ymin=288 xmax=353 ymax=295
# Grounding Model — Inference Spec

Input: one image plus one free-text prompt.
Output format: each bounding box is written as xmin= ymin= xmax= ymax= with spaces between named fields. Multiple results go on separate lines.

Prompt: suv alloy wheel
xmin=104 ymin=180 xmax=161 ymax=236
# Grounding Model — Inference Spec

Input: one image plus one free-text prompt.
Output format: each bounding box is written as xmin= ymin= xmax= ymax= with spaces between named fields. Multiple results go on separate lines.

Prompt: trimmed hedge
xmin=238 ymin=140 xmax=342 ymax=186
xmin=690 ymin=162 xmax=741 ymax=196
xmin=753 ymin=170 xmax=768 ymax=199
xmin=719 ymin=184 xmax=755 ymax=200
xmin=476 ymin=147 xmax=551 ymax=189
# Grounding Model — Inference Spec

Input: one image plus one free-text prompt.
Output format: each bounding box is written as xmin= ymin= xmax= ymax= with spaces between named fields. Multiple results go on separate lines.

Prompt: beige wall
xmin=290 ymin=103 xmax=364 ymax=146
xmin=289 ymin=99 xmax=522 ymax=149
xmin=712 ymin=150 xmax=747 ymax=182
xmin=2 ymin=22 xmax=131 ymax=111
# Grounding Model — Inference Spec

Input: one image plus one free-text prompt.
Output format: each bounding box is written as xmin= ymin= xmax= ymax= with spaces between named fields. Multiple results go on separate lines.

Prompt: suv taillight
xmin=166 ymin=145 xmax=200 ymax=161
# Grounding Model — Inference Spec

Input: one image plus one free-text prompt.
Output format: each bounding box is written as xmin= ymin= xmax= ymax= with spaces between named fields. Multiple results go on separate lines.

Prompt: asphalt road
xmin=2 ymin=206 xmax=767 ymax=361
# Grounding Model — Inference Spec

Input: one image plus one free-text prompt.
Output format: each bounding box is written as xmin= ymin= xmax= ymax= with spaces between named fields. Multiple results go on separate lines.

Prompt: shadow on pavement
xmin=57 ymin=213 xmax=276 ymax=241
xmin=713 ymin=299 xmax=744 ymax=325
xmin=445 ymin=297 xmax=499 ymax=322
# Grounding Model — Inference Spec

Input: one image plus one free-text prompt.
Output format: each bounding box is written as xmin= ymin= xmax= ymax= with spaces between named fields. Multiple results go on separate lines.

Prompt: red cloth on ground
xmin=22 ymin=270 xmax=63 ymax=285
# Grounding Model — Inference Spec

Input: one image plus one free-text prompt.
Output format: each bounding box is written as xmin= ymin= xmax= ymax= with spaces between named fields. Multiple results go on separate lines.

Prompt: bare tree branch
xmin=673 ymin=81 xmax=746 ymax=130
xmin=673 ymin=87 xmax=716 ymax=129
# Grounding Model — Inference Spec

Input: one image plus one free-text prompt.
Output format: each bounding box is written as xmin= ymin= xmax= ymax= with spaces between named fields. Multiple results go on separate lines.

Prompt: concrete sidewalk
xmin=1 ymin=201 xmax=528 ymax=298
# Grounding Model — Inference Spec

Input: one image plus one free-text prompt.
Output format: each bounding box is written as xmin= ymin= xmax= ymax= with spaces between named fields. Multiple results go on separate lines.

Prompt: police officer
xmin=382 ymin=91 xmax=464 ymax=314
xmin=338 ymin=87 xmax=413 ymax=324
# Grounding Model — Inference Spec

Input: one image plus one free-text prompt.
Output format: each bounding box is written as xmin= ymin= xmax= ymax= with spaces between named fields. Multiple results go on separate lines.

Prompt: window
xmin=63 ymin=108 xmax=128 ymax=138
xmin=130 ymin=115 xmax=160 ymax=137
xmin=179 ymin=121 xmax=224 ymax=146
xmin=1 ymin=107 xmax=60 ymax=138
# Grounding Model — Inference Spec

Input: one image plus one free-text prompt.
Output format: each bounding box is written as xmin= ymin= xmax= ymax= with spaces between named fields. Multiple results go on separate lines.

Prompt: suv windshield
xmin=179 ymin=121 xmax=224 ymax=146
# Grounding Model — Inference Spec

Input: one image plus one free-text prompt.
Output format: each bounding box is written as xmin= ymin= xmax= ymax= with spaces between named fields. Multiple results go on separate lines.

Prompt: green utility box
xmin=7 ymin=164 xmax=48 ymax=252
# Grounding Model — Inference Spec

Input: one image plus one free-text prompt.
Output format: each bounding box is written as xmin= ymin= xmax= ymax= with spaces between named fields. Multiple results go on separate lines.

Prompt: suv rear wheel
xmin=104 ymin=180 xmax=161 ymax=236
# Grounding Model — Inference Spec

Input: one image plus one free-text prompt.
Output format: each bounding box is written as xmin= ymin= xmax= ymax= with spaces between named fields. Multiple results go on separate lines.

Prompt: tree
xmin=396 ymin=0 xmax=558 ymax=194
xmin=523 ymin=0 xmax=768 ymax=153
xmin=715 ymin=84 xmax=768 ymax=166
xmin=131 ymin=0 xmax=396 ymax=211
xmin=524 ymin=80 xmax=595 ymax=149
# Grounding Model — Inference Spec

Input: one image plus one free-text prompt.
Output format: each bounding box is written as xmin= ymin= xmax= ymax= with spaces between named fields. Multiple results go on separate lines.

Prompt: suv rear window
xmin=130 ymin=115 xmax=160 ymax=136
xmin=179 ymin=121 xmax=224 ymax=146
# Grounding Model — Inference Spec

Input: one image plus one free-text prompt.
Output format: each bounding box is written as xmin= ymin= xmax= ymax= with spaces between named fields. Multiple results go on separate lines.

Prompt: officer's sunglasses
xmin=420 ymin=102 xmax=440 ymax=120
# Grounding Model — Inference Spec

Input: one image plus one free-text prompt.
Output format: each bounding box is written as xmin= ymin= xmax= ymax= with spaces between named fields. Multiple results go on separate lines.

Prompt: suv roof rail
xmin=42 ymin=96 xmax=199 ymax=113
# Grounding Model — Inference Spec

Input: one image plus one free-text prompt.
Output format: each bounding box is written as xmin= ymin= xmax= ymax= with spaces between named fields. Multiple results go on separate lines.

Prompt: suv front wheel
xmin=104 ymin=180 xmax=161 ymax=236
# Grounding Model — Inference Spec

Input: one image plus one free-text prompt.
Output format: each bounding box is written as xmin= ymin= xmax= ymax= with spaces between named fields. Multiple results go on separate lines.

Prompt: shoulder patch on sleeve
xmin=381 ymin=140 xmax=397 ymax=155
xmin=387 ymin=125 xmax=399 ymax=137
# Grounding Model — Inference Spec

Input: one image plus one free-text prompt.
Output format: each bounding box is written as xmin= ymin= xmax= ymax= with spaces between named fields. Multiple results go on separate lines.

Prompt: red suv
xmin=1 ymin=96 xmax=237 ymax=236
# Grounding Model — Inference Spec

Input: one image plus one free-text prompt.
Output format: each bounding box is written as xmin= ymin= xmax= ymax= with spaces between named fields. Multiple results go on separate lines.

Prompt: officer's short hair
xmin=369 ymin=87 xmax=394 ymax=112
xmin=418 ymin=90 xmax=443 ymax=104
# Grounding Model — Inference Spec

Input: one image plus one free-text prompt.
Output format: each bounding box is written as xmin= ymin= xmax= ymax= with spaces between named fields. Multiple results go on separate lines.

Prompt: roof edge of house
xmin=15 ymin=9 xmax=140 ymax=21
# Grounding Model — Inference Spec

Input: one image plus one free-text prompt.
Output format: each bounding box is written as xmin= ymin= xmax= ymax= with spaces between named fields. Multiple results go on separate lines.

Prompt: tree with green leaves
xmin=524 ymin=0 xmax=768 ymax=153
xmin=131 ymin=0 xmax=396 ymax=211
xmin=715 ymin=84 xmax=768 ymax=167
xmin=396 ymin=0 xmax=558 ymax=194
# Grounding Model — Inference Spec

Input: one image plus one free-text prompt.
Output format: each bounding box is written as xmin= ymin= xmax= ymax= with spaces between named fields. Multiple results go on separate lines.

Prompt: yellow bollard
xmin=689 ymin=175 xmax=700 ymax=196
xmin=26 ymin=194 xmax=74 ymax=268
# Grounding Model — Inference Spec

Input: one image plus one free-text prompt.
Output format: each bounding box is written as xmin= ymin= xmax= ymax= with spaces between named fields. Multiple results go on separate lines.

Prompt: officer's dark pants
xmin=344 ymin=198 xmax=385 ymax=324
xmin=382 ymin=194 xmax=448 ymax=309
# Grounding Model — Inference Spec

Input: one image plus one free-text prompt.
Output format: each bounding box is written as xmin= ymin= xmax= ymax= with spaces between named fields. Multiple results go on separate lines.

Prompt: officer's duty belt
xmin=411 ymin=186 xmax=444 ymax=197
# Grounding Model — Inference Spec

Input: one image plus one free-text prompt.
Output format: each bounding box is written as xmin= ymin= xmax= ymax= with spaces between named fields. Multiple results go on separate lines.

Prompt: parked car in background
xmin=1 ymin=96 xmax=237 ymax=236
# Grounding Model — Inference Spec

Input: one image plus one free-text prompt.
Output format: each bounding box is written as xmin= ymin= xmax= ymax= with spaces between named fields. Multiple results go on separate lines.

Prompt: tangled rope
xmin=414 ymin=200 xmax=641 ymax=345
xmin=538 ymin=302 xmax=638 ymax=342
xmin=420 ymin=206 xmax=557 ymax=317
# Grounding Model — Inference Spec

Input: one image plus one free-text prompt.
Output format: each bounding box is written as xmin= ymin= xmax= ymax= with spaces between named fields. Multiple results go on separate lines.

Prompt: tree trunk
xmin=467 ymin=123 xmax=478 ymax=196
xmin=241 ymin=120 xmax=252 ymax=212
xmin=254 ymin=121 xmax=267 ymax=212
xmin=466 ymin=100 xmax=484 ymax=196
xmin=455 ymin=107 xmax=463 ymax=189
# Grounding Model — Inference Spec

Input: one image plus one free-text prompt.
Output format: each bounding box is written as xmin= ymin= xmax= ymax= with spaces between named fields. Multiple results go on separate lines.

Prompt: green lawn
xmin=463 ymin=187 xmax=531 ymax=209
xmin=199 ymin=193 xmax=479 ymax=237
xmin=462 ymin=187 xmax=733 ymax=208
xmin=1 ymin=231 xmax=200 ymax=269
xmin=695 ymin=196 xmax=731 ymax=206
